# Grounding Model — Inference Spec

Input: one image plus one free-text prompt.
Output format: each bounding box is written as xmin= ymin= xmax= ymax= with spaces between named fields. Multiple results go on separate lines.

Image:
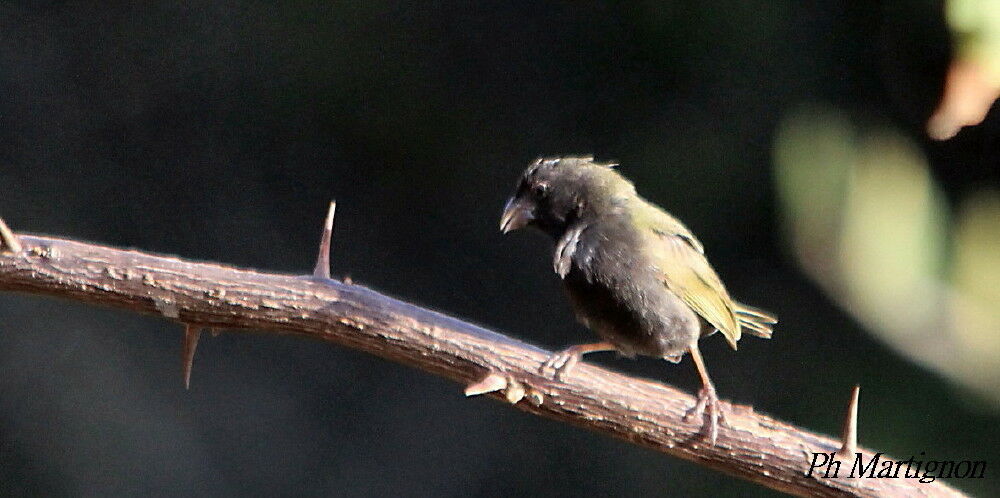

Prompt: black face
xmin=499 ymin=157 xmax=585 ymax=238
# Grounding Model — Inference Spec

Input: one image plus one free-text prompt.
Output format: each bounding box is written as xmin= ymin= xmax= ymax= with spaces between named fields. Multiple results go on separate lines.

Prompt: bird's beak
xmin=500 ymin=197 xmax=534 ymax=233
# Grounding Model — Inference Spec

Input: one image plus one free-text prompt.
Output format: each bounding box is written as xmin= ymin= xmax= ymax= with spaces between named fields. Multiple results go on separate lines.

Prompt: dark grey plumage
xmin=500 ymin=156 xmax=776 ymax=444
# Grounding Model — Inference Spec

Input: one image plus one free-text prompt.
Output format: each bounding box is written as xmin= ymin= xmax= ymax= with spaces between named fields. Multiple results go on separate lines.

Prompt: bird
xmin=499 ymin=155 xmax=776 ymax=444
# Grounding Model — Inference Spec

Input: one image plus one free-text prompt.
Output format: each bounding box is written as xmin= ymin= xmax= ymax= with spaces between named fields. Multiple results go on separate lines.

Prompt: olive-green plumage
xmin=500 ymin=155 xmax=776 ymax=444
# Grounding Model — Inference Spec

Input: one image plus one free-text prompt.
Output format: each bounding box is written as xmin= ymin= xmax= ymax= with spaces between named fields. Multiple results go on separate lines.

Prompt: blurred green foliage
xmin=949 ymin=0 xmax=1000 ymax=79
xmin=775 ymin=105 xmax=1000 ymax=404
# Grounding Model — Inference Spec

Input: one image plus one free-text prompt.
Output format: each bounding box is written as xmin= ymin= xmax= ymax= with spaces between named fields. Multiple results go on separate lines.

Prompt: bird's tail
xmin=735 ymin=303 xmax=777 ymax=339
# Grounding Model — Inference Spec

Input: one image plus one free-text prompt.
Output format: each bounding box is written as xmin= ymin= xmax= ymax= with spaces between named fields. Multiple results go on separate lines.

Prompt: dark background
xmin=1 ymin=1 xmax=998 ymax=496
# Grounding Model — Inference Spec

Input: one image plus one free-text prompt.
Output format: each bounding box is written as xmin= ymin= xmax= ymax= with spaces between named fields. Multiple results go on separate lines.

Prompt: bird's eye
xmin=532 ymin=183 xmax=549 ymax=197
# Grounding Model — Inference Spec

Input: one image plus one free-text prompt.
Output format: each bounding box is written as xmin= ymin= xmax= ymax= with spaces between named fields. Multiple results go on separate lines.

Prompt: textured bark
xmin=0 ymin=231 xmax=966 ymax=497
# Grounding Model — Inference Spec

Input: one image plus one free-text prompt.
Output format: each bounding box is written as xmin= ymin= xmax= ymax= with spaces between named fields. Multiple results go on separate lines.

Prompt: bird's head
xmin=500 ymin=156 xmax=634 ymax=238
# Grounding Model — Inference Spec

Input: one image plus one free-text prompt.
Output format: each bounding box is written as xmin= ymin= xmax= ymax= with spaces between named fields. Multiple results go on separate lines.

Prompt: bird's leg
xmin=683 ymin=344 xmax=726 ymax=445
xmin=541 ymin=342 xmax=615 ymax=380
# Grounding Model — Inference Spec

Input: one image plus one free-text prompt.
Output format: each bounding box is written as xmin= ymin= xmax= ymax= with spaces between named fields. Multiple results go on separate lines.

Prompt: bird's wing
xmin=641 ymin=203 xmax=705 ymax=255
xmin=641 ymin=210 xmax=741 ymax=350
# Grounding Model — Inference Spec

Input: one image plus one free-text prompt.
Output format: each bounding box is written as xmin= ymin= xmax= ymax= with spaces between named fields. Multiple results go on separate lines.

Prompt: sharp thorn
xmin=838 ymin=385 xmax=860 ymax=457
xmin=0 ymin=217 xmax=23 ymax=254
xmin=312 ymin=201 xmax=337 ymax=279
xmin=464 ymin=372 xmax=507 ymax=396
xmin=182 ymin=325 xmax=203 ymax=390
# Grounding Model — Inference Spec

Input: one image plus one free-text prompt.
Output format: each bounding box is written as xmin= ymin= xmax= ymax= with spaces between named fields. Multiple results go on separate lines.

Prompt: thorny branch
xmin=0 ymin=213 xmax=966 ymax=498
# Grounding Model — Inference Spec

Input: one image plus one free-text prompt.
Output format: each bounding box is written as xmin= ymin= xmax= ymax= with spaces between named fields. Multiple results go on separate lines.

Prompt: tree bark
xmin=0 ymin=229 xmax=966 ymax=497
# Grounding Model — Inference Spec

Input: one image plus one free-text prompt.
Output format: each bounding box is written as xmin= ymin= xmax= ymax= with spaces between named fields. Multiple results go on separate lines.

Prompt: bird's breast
xmin=561 ymin=224 xmax=702 ymax=358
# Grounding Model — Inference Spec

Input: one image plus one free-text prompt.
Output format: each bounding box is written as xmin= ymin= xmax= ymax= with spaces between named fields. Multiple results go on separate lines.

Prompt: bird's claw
xmin=683 ymin=386 xmax=727 ymax=445
xmin=540 ymin=348 xmax=582 ymax=381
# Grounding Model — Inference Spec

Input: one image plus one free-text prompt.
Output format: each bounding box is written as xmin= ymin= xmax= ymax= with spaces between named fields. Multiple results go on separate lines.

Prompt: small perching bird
xmin=500 ymin=156 xmax=776 ymax=444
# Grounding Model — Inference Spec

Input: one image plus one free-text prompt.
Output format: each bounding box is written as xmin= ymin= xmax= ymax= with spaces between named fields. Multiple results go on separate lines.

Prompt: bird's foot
xmin=540 ymin=347 xmax=583 ymax=381
xmin=683 ymin=386 xmax=727 ymax=445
